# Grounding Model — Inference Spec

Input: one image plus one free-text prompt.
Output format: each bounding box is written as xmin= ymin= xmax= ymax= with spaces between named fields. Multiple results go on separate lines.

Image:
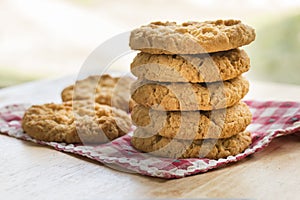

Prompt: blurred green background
xmin=1 ymin=0 xmax=299 ymax=88
xmin=247 ymin=13 xmax=300 ymax=85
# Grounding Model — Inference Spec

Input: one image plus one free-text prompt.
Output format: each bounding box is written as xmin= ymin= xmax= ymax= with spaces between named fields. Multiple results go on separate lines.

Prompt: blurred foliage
xmin=0 ymin=68 xmax=37 ymax=88
xmin=248 ymin=13 xmax=300 ymax=85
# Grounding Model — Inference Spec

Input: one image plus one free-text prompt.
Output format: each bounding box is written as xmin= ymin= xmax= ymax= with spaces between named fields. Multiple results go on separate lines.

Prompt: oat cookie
xmin=22 ymin=101 xmax=131 ymax=143
xmin=61 ymin=74 xmax=133 ymax=111
xmin=131 ymin=76 xmax=249 ymax=111
xmin=131 ymin=49 xmax=250 ymax=83
xmin=131 ymin=101 xmax=252 ymax=140
xmin=131 ymin=130 xmax=252 ymax=159
xmin=130 ymin=20 xmax=256 ymax=54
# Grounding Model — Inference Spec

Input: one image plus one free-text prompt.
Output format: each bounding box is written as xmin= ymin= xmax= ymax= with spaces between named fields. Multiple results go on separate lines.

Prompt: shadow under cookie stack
xmin=129 ymin=19 xmax=256 ymax=159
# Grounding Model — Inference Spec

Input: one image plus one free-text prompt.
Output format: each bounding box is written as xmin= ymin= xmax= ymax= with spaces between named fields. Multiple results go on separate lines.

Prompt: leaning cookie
xmin=22 ymin=101 xmax=131 ymax=144
xmin=131 ymin=130 xmax=252 ymax=159
xmin=131 ymin=49 xmax=250 ymax=83
xmin=131 ymin=101 xmax=252 ymax=140
xmin=130 ymin=20 xmax=255 ymax=54
xmin=131 ymin=76 xmax=249 ymax=111
xmin=61 ymin=74 xmax=134 ymax=111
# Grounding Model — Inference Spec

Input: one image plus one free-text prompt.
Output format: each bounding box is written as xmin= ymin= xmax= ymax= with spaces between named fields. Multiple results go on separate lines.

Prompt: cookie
xmin=131 ymin=48 xmax=250 ymax=83
xmin=130 ymin=20 xmax=255 ymax=54
xmin=131 ymin=130 xmax=252 ymax=159
xmin=131 ymin=101 xmax=252 ymax=140
xmin=22 ymin=101 xmax=131 ymax=144
xmin=131 ymin=76 xmax=249 ymax=111
xmin=61 ymin=74 xmax=134 ymax=111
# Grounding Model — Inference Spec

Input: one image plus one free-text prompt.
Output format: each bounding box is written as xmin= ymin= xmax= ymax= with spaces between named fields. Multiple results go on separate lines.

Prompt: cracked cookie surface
xmin=61 ymin=74 xmax=133 ymax=111
xmin=22 ymin=101 xmax=131 ymax=143
xmin=131 ymin=48 xmax=250 ymax=83
xmin=131 ymin=101 xmax=252 ymax=139
xmin=130 ymin=20 xmax=255 ymax=54
xmin=131 ymin=130 xmax=252 ymax=159
xmin=131 ymin=76 xmax=249 ymax=111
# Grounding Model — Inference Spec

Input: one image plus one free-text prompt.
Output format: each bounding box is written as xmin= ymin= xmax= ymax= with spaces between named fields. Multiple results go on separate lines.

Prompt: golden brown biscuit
xmin=131 ymin=76 xmax=249 ymax=111
xmin=22 ymin=101 xmax=131 ymax=143
xmin=130 ymin=20 xmax=255 ymax=54
xmin=131 ymin=130 xmax=252 ymax=159
xmin=131 ymin=101 xmax=252 ymax=139
xmin=131 ymin=49 xmax=250 ymax=83
xmin=61 ymin=74 xmax=133 ymax=111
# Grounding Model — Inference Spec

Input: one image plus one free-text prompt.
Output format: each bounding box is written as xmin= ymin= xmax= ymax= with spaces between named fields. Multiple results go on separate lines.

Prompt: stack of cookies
xmin=129 ymin=19 xmax=256 ymax=159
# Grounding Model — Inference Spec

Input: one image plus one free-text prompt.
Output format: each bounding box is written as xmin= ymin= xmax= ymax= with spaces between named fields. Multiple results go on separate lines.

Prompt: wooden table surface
xmin=1 ymin=75 xmax=300 ymax=200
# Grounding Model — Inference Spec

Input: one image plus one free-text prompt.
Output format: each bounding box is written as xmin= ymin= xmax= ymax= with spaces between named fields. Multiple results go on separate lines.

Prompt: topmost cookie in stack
xmin=129 ymin=19 xmax=256 ymax=159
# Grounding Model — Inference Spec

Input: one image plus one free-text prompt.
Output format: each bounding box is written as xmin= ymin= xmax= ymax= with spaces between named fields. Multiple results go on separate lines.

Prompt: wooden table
xmin=1 ymin=76 xmax=300 ymax=200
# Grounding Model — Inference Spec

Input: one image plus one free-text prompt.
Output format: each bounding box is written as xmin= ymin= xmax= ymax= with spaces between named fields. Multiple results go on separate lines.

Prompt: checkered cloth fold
xmin=0 ymin=100 xmax=299 ymax=179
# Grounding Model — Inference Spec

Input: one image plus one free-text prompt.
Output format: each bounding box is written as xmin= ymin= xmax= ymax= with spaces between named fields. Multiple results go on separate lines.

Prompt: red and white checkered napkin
xmin=0 ymin=101 xmax=300 ymax=179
